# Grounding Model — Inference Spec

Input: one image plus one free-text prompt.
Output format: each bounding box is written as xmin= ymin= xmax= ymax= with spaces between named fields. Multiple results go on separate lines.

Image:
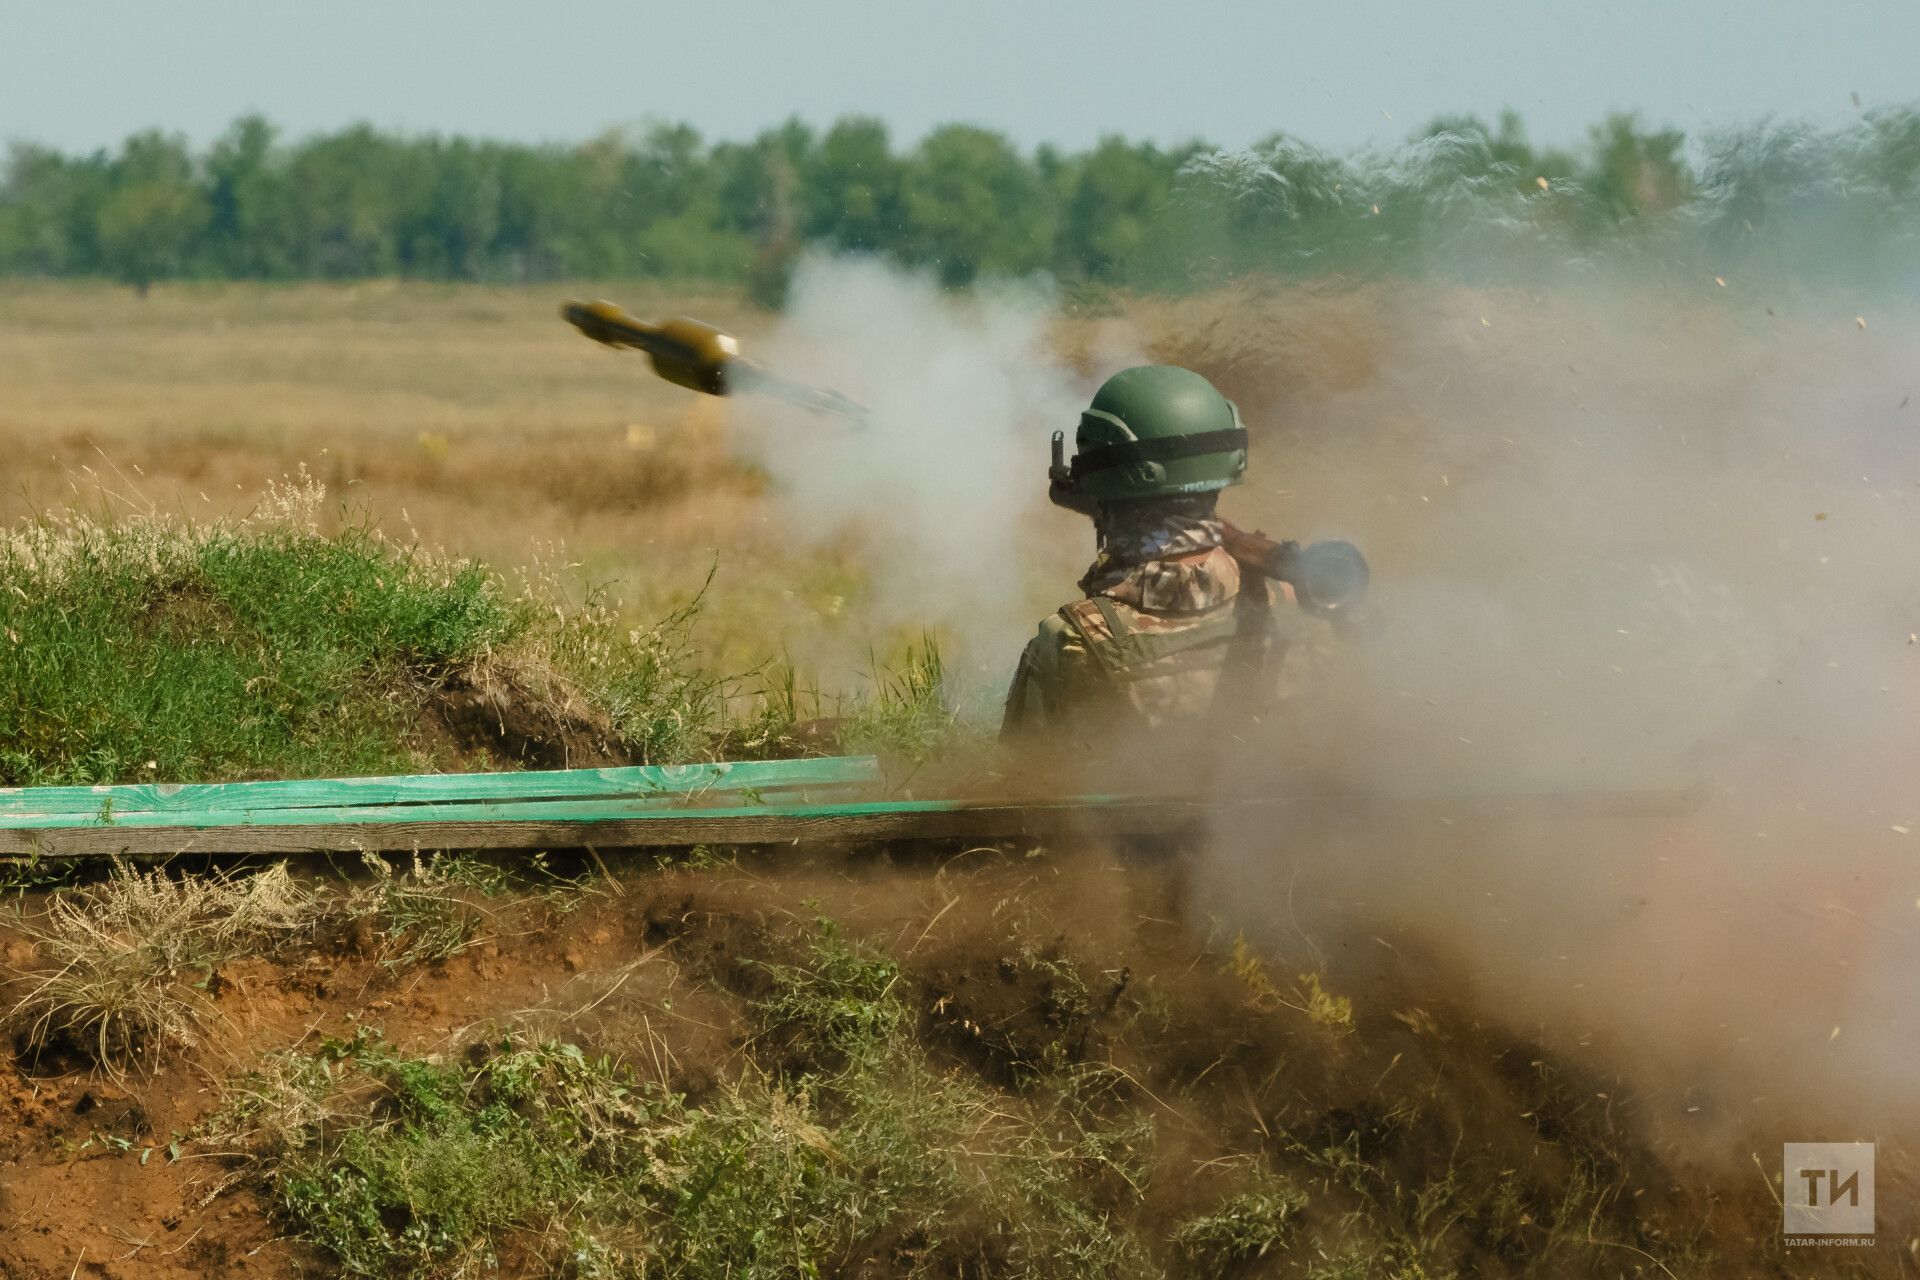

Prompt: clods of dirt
xmin=428 ymin=663 xmax=628 ymax=769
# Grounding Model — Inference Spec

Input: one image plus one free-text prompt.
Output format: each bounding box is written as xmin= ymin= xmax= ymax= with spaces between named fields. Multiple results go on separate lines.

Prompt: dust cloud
xmin=1188 ymin=281 xmax=1920 ymax=1166
xmin=727 ymin=156 xmax=1918 ymax=1171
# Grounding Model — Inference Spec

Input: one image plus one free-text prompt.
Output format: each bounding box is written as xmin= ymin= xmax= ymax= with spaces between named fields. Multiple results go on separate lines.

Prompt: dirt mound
xmin=427 ymin=662 xmax=632 ymax=769
xmin=5 ymin=848 xmax=1900 ymax=1275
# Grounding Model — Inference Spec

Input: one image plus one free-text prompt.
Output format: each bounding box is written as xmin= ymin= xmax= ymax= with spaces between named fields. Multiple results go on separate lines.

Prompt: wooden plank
xmin=0 ymin=797 xmax=1206 ymax=858
xmin=0 ymin=756 xmax=881 ymax=818
xmin=0 ymin=788 xmax=1701 ymax=860
xmin=0 ymin=795 xmax=914 ymax=831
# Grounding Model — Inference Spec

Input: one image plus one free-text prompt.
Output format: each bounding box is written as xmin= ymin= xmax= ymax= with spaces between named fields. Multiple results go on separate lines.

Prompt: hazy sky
xmin=2 ymin=0 xmax=1914 ymax=156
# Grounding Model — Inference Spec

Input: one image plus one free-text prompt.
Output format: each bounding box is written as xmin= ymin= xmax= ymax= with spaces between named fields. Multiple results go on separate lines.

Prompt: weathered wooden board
xmin=0 ymin=797 xmax=1206 ymax=858
xmin=0 ymin=756 xmax=881 ymax=818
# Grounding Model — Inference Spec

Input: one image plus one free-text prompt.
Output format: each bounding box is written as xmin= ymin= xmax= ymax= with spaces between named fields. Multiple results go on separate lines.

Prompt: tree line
xmin=2 ymin=109 xmax=1915 ymax=297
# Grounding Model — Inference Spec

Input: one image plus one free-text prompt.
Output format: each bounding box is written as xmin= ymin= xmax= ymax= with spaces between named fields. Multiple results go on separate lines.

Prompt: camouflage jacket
xmin=1000 ymin=533 xmax=1280 ymax=747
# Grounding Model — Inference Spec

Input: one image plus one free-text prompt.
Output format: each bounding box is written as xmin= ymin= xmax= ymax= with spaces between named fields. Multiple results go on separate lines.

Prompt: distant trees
xmin=804 ymin=117 xmax=905 ymax=254
xmin=904 ymin=125 xmax=1051 ymax=284
xmin=91 ymin=131 xmax=208 ymax=292
xmin=1057 ymin=137 xmax=1189 ymax=282
xmin=1586 ymin=114 xmax=1691 ymax=219
xmin=1 ymin=107 xmax=1914 ymax=294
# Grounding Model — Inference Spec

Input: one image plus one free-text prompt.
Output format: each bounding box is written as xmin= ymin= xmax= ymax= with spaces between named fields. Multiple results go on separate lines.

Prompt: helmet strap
xmin=1068 ymin=427 xmax=1249 ymax=480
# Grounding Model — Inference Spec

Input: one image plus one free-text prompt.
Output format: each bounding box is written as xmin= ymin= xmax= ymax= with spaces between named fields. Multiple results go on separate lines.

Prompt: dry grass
xmin=0 ymin=280 xmax=763 ymax=440
xmin=0 ymin=277 xmax=1411 ymax=700
xmin=2 ymin=856 xmax=551 ymax=1070
xmin=3 ymin=862 xmax=320 ymax=1066
xmin=0 ymin=280 xmax=854 ymax=674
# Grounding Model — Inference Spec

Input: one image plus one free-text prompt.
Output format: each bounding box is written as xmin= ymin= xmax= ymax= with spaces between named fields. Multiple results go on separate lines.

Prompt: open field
xmin=0 ymin=281 xmax=822 ymax=676
xmin=3 ymin=276 xmax=1918 ymax=1276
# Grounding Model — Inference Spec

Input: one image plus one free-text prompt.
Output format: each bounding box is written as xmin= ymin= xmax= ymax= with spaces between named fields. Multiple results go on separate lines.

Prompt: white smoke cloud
xmin=734 ymin=255 xmax=1114 ymax=699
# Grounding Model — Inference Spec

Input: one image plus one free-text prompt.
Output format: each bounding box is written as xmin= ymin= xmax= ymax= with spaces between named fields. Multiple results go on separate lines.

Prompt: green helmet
xmin=1048 ymin=366 xmax=1248 ymax=512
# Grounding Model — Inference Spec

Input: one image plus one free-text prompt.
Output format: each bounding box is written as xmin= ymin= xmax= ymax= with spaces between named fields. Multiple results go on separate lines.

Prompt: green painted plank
xmin=0 ymin=789 xmax=1706 ymax=860
xmin=0 ymin=756 xmax=881 ymax=818
xmin=0 ymin=795 xmax=968 ymax=832
xmin=0 ymin=785 xmax=1702 ymax=835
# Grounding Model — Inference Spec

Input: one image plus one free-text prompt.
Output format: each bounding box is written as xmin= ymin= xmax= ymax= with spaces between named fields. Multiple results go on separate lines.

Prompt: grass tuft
xmin=1172 ymin=1178 xmax=1309 ymax=1276
xmin=355 ymin=852 xmax=508 ymax=970
xmin=834 ymin=635 xmax=961 ymax=763
xmin=251 ymin=1031 xmax=661 ymax=1278
xmin=754 ymin=916 xmax=907 ymax=1069
xmin=509 ymin=558 xmax=727 ymax=767
xmin=2 ymin=856 xmax=572 ymax=1069
xmin=4 ymin=861 xmax=320 ymax=1065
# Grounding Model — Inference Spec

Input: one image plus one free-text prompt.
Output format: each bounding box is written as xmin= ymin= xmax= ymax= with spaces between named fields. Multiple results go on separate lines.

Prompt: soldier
xmin=1002 ymin=365 xmax=1293 ymax=754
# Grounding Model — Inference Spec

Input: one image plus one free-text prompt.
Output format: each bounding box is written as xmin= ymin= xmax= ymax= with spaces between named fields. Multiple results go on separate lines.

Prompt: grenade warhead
xmin=562 ymin=300 xmax=866 ymax=420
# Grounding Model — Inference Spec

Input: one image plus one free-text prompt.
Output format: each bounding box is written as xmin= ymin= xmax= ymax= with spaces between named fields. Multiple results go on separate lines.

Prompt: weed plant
xmin=835 ymin=636 xmax=962 ymax=764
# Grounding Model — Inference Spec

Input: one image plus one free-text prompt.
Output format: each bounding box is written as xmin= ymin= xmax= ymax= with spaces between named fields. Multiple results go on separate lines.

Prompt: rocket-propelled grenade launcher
xmin=562 ymin=300 xmax=867 ymax=419
xmin=1219 ymin=524 xmax=1370 ymax=615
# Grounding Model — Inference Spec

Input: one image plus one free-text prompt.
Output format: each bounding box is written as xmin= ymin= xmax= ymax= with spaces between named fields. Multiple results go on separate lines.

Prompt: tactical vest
xmin=1055 ymin=586 xmax=1274 ymax=732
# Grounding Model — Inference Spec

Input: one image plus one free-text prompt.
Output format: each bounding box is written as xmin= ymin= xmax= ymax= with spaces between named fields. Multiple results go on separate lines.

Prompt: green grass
xmin=221 ymin=920 xmax=1156 ymax=1279
xmin=1170 ymin=1178 xmax=1309 ymax=1275
xmin=0 ymin=479 xmax=513 ymax=786
xmin=0 ymin=478 xmax=746 ymax=785
xmin=0 ymin=856 xmax=84 ymax=895
xmin=753 ymin=916 xmax=908 ymax=1069
xmin=725 ymin=635 xmax=987 ymax=770
xmin=181 ymin=894 xmax=1731 ymax=1279
xmin=834 ymin=636 xmax=963 ymax=764
xmin=0 ymin=480 xmax=982 ymax=787
xmin=276 ymin=1034 xmax=649 ymax=1277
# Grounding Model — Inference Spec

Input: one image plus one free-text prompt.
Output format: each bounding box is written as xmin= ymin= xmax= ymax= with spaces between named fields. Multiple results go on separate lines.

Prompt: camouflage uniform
xmin=1001 ymin=502 xmax=1279 ymax=743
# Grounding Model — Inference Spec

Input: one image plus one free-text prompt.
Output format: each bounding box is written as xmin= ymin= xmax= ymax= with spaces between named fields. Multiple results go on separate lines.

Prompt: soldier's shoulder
xmin=1019 ymin=605 xmax=1094 ymax=676
xmin=1031 ymin=607 xmax=1084 ymax=652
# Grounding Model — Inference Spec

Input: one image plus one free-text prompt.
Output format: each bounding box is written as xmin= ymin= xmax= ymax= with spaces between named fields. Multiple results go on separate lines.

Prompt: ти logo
xmin=1783 ymin=1143 xmax=1874 ymax=1242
